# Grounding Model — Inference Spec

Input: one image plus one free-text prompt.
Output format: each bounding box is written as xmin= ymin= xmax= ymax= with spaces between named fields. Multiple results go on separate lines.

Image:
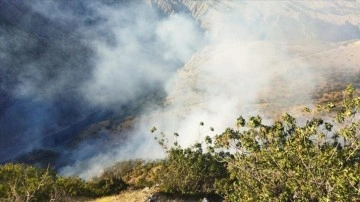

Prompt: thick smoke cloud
xmin=148 ymin=0 xmax=360 ymax=142
xmin=59 ymin=1 xmax=207 ymax=178
xmin=62 ymin=1 xmax=360 ymax=179
xmin=0 ymin=0 xmax=96 ymax=160
xmin=1 ymin=0 xmax=206 ymax=177
xmin=1 ymin=0 xmax=360 ymax=179
xmin=80 ymin=2 xmax=205 ymax=107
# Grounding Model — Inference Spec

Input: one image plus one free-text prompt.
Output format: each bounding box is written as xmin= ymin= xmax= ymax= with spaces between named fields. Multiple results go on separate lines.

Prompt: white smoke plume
xmin=134 ymin=0 xmax=360 ymax=151
xmin=26 ymin=0 xmax=360 ymax=179
xmin=80 ymin=2 xmax=206 ymax=108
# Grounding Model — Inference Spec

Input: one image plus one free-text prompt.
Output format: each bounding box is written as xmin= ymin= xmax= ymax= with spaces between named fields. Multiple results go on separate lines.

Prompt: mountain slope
xmin=1 ymin=0 xmax=360 ymax=179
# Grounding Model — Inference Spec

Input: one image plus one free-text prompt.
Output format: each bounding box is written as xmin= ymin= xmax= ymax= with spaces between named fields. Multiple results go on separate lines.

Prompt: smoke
xmin=0 ymin=0 xmax=97 ymax=160
xmin=1 ymin=0 xmax=360 ymax=179
xmin=150 ymin=0 xmax=360 ymax=139
xmin=58 ymin=1 xmax=208 ymax=178
xmin=135 ymin=0 xmax=344 ymax=148
xmin=80 ymin=2 xmax=205 ymax=108
xmin=2 ymin=0 xmax=206 ymax=178
xmin=62 ymin=0 xmax=360 ymax=179
xmin=1 ymin=0 xmax=205 ymax=165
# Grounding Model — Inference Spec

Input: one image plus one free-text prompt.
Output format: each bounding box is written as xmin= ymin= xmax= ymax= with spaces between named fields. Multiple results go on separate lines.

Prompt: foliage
xmin=0 ymin=163 xmax=55 ymax=202
xmin=87 ymin=176 xmax=127 ymax=197
xmin=210 ymin=85 xmax=360 ymax=201
xmin=0 ymin=163 xmax=128 ymax=201
xmin=3 ymin=85 xmax=360 ymax=201
xmin=152 ymin=132 xmax=229 ymax=195
xmin=101 ymin=159 xmax=161 ymax=188
xmin=55 ymin=176 xmax=94 ymax=198
xmin=148 ymin=85 xmax=360 ymax=201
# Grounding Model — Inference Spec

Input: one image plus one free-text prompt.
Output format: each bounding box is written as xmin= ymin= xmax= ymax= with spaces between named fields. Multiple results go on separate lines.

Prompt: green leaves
xmin=325 ymin=122 xmax=333 ymax=131
xmin=345 ymin=84 xmax=355 ymax=96
xmin=0 ymin=163 xmax=131 ymax=201
xmin=247 ymin=115 xmax=262 ymax=128
xmin=147 ymin=85 xmax=360 ymax=201
xmin=150 ymin=126 xmax=157 ymax=133
xmin=213 ymin=86 xmax=360 ymax=201
xmin=236 ymin=116 xmax=246 ymax=128
xmin=0 ymin=164 xmax=55 ymax=201
xmin=205 ymin=135 xmax=212 ymax=144
xmin=157 ymin=147 xmax=228 ymax=195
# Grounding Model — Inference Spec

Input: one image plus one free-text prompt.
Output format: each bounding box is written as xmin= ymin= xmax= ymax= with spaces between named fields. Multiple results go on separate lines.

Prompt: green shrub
xmin=211 ymin=85 xmax=360 ymax=201
xmin=157 ymin=145 xmax=228 ymax=195
xmin=101 ymin=159 xmax=161 ymax=188
xmin=55 ymin=176 xmax=93 ymax=198
xmin=0 ymin=163 xmax=55 ymax=202
xmin=150 ymin=131 xmax=228 ymax=195
xmin=89 ymin=175 xmax=127 ymax=196
xmin=151 ymin=85 xmax=360 ymax=201
xmin=0 ymin=163 xmax=128 ymax=201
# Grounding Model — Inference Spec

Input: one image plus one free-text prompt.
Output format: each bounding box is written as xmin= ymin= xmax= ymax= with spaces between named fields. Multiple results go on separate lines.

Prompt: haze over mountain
xmin=1 ymin=0 xmax=360 ymax=179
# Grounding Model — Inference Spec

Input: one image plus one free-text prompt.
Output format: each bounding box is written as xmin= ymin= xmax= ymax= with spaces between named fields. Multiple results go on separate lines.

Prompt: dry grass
xmin=89 ymin=187 xmax=158 ymax=202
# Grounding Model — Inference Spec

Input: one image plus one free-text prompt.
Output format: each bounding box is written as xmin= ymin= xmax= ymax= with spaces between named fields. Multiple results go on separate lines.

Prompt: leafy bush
xmin=157 ymin=145 xmax=228 ymax=195
xmin=151 ymin=85 xmax=360 ymax=201
xmin=210 ymin=85 xmax=360 ymax=201
xmin=150 ymin=131 xmax=228 ymax=195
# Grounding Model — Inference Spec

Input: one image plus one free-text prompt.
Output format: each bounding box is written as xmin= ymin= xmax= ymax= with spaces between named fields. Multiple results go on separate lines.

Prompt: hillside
xmin=1 ymin=1 xmax=360 ymax=201
xmin=1 ymin=0 xmax=360 ymax=191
